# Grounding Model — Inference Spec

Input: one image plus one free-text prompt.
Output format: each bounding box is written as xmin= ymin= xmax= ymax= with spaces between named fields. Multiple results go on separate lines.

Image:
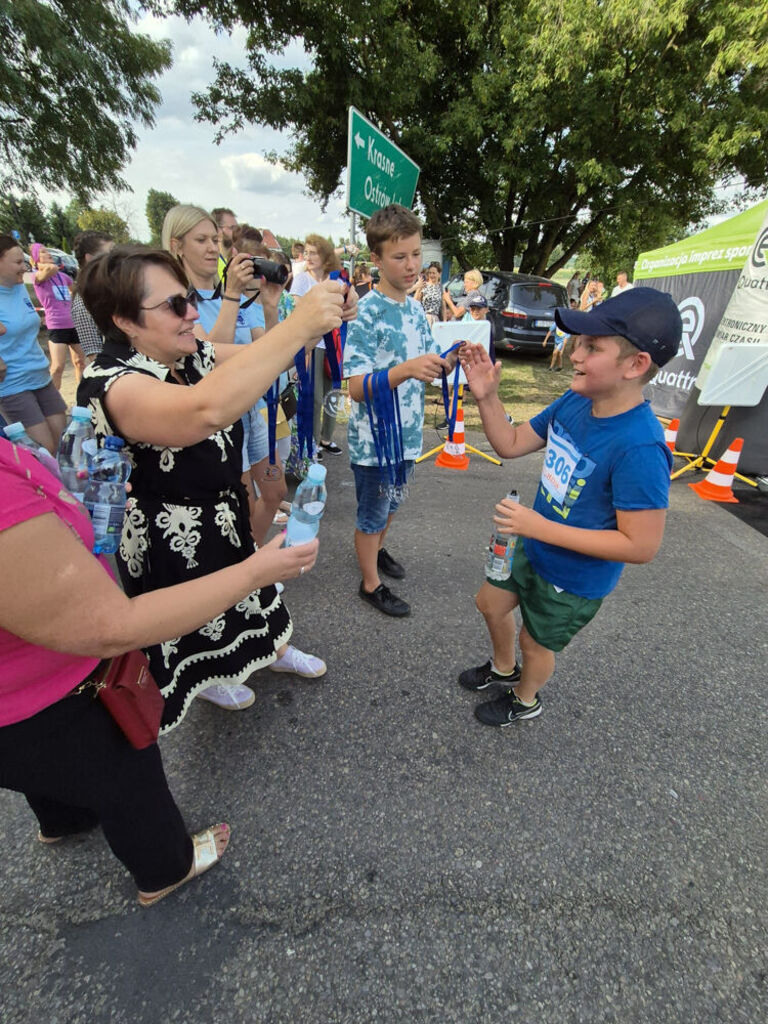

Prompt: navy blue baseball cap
xmin=466 ymin=291 xmax=488 ymax=308
xmin=554 ymin=287 xmax=682 ymax=366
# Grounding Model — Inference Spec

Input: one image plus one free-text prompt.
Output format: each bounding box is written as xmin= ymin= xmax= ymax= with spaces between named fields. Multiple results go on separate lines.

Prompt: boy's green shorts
xmin=487 ymin=542 xmax=602 ymax=652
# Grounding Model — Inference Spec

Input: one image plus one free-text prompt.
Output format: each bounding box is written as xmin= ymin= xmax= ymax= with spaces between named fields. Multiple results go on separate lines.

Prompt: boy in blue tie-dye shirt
xmin=343 ymin=205 xmax=455 ymax=618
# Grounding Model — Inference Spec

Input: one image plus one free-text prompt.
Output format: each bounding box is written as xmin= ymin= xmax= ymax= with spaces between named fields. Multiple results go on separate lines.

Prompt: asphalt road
xmin=1 ymin=425 xmax=766 ymax=1024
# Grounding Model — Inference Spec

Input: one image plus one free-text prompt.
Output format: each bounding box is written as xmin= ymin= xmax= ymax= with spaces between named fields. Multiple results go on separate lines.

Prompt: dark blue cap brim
xmin=554 ymin=307 xmax=614 ymax=336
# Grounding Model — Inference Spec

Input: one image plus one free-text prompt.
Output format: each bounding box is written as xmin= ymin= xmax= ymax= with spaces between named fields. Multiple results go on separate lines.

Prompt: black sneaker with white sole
xmin=474 ymin=689 xmax=542 ymax=727
xmin=458 ymin=659 xmax=521 ymax=692
xmin=320 ymin=441 xmax=343 ymax=455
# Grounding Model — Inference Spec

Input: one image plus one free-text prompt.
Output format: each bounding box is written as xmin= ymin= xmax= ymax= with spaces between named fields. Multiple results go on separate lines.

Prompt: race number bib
xmin=52 ymin=284 xmax=71 ymax=302
xmin=540 ymin=423 xmax=580 ymax=504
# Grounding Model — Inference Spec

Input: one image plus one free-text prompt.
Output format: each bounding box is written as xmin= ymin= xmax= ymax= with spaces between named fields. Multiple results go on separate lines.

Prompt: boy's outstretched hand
xmin=459 ymin=343 xmax=502 ymax=400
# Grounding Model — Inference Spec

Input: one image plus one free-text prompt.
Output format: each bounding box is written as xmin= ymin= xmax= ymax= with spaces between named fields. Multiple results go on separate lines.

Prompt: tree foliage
xmin=0 ymin=0 xmax=172 ymax=199
xmin=0 ymin=194 xmax=50 ymax=244
xmin=47 ymin=201 xmax=83 ymax=251
xmin=155 ymin=0 xmax=768 ymax=275
xmin=77 ymin=208 xmax=131 ymax=243
xmin=146 ymin=188 xmax=179 ymax=245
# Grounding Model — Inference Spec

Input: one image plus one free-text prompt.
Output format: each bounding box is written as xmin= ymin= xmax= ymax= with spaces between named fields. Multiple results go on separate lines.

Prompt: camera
xmin=249 ymin=257 xmax=289 ymax=285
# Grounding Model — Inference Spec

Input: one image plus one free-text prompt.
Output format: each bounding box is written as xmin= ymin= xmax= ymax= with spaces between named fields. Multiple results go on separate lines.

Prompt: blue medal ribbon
xmin=440 ymin=341 xmax=464 ymax=438
xmin=293 ymin=349 xmax=314 ymax=459
xmin=264 ymin=380 xmax=279 ymax=468
xmin=323 ymin=269 xmax=350 ymax=390
xmin=363 ymin=369 xmax=408 ymax=494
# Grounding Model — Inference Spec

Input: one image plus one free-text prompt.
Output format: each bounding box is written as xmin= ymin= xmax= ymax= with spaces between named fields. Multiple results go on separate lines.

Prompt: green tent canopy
xmin=634 ymin=199 xmax=768 ymax=280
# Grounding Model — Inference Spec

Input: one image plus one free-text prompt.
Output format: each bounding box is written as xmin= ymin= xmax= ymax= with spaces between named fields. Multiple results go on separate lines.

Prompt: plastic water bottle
xmin=57 ymin=405 xmax=95 ymax=500
xmin=3 ymin=421 xmax=62 ymax=478
xmin=285 ymin=464 xmax=327 ymax=546
xmin=83 ymin=436 xmax=132 ymax=555
xmin=485 ymin=490 xmax=520 ymax=581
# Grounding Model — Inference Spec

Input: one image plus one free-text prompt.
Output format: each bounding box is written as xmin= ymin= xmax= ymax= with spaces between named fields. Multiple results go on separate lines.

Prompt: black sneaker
xmin=474 ymin=689 xmax=542 ymax=727
xmin=458 ymin=659 xmax=521 ymax=692
xmin=377 ymin=547 xmax=405 ymax=580
xmin=359 ymin=582 xmax=410 ymax=617
xmin=320 ymin=441 xmax=343 ymax=455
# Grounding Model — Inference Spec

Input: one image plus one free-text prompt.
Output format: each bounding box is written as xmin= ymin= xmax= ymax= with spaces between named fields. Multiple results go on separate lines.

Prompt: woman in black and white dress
xmin=77 ymin=246 xmax=354 ymax=729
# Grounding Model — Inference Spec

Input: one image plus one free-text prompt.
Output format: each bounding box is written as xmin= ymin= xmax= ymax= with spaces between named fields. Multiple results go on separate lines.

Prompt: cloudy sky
xmin=79 ymin=11 xmax=353 ymax=244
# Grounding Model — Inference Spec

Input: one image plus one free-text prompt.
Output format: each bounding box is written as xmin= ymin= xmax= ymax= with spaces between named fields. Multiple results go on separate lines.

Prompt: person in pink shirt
xmin=30 ymin=242 xmax=86 ymax=390
xmin=0 ymin=437 xmax=318 ymax=907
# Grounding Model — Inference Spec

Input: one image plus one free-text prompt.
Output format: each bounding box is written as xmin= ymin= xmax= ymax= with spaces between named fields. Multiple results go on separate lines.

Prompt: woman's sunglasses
xmin=140 ymin=291 xmax=199 ymax=318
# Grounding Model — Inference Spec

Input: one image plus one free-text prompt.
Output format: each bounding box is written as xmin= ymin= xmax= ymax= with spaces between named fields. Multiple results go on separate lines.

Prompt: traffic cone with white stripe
xmin=436 ymin=388 xmax=470 ymax=471
xmin=689 ymin=438 xmax=743 ymax=504
xmin=664 ymin=418 xmax=679 ymax=453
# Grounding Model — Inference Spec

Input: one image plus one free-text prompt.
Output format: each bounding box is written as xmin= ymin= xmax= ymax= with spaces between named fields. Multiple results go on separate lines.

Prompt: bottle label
xmin=300 ymin=500 xmax=325 ymax=516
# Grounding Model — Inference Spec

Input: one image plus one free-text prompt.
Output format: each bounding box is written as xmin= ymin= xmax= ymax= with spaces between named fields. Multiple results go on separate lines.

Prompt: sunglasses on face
xmin=140 ymin=291 xmax=199 ymax=317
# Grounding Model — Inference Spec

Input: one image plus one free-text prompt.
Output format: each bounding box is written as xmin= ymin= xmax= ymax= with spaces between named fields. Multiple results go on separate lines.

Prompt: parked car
xmin=444 ymin=270 xmax=568 ymax=354
xmin=46 ymin=247 xmax=78 ymax=279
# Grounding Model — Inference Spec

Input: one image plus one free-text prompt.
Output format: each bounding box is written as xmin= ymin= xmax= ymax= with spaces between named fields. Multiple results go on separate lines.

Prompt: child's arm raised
xmin=460 ymin=343 xmax=545 ymax=459
xmin=494 ymin=501 xmax=667 ymax=565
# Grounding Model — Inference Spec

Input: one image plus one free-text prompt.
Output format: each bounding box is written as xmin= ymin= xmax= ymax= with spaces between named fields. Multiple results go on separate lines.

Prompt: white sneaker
xmin=197 ymin=683 xmax=255 ymax=710
xmin=268 ymin=645 xmax=327 ymax=678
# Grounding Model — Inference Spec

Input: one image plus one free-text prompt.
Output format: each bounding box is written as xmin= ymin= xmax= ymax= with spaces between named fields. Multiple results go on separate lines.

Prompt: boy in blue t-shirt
xmin=343 ymin=205 xmax=455 ymax=618
xmin=459 ymin=287 xmax=682 ymax=726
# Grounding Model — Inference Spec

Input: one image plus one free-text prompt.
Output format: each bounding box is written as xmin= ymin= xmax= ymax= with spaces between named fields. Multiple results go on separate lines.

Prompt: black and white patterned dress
xmin=78 ymin=338 xmax=293 ymax=732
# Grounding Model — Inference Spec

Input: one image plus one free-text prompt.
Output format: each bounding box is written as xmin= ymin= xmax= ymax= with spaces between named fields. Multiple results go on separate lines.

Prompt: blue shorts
xmin=241 ymin=406 xmax=269 ymax=469
xmin=351 ymin=461 xmax=415 ymax=534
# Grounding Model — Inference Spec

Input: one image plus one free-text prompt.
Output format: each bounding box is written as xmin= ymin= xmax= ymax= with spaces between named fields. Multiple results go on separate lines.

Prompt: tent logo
xmin=677 ymin=297 xmax=704 ymax=360
xmin=751 ymin=227 xmax=768 ymax=268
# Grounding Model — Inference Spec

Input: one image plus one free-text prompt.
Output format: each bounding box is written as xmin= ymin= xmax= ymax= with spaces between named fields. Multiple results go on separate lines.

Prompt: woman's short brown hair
xmin=304 ymin=234 xmax=341 ymax=274
xmin=79 ymin=245 xmax=188 ymax=346
xmin=0 ymin=234 xmax=20 ymax=259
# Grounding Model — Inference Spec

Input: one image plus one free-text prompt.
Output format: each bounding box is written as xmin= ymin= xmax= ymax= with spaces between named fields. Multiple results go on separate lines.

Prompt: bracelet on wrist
xmin=223 ymin=294 xmax=240 ymax=303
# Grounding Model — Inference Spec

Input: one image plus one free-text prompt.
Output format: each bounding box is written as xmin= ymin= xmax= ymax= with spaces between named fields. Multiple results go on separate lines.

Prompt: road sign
xmin=346 ymin=107 xmax=420 ymax=219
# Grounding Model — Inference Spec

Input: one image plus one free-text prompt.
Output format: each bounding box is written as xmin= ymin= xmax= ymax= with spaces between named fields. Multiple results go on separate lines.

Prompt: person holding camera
xmin=229 ymin=223 xmax=294 ymax=542
xmin=76 ymin=241 xmax=351 ymax=722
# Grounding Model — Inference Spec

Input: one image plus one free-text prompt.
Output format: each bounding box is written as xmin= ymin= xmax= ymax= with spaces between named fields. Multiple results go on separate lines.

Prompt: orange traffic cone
xmin=664 ymin=418 xmax=679 ymax=453
xmin=689 ymin=438 xmax=743 ymax=503
xmin=436 ymin=388 xmax=470 ymax=471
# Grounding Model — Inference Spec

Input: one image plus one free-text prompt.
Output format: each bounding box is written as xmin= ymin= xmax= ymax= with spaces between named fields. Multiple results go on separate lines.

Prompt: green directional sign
xmin=346 ymin=107 xmax=420 ymax=219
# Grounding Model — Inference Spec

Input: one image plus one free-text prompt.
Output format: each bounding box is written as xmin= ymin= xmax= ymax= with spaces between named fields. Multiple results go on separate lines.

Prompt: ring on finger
xmin=299 ymin=566 xmax=305 ymax=575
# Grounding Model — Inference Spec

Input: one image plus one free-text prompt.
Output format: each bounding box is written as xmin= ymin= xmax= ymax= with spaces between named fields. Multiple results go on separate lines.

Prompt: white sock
xmin=490 ymin=660 xmax=517 ymax=677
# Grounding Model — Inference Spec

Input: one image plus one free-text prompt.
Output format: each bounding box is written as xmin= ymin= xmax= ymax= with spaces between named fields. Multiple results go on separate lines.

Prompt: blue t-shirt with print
xmin=525 ymin=391 xmax=672 ymax=599
xmin=195 ymin=290 xmax=264 ymax=346
xmin=343 ymin=290 xmax=441 ymax=466
xmin=0 ymin=284 xmax=50 ymax=397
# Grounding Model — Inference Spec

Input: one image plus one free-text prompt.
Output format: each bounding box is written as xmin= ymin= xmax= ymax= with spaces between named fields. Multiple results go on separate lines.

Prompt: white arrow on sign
xmin=354 ymin=131 xmax=365 ymax=149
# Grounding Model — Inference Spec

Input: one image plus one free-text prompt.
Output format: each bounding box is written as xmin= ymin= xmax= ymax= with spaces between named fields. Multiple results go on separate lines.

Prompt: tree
xmin=0 ymin=193 xmax=50 ymax=244
xmin=0 ymin=1 xmax=172 ymax=199
xmin=146 ymin=189 xmax=180 ymax=245
xmin=77 ymin=208 xmax=131 ymax=243
xmin=158 ymin=0 xmax=768 ymax=275
xmin=47 ymin=201 xmax=81 ymax=251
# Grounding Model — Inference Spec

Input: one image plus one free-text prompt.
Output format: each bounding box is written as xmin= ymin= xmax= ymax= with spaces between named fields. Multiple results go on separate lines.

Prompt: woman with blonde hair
xmin=290 ymin=234 xmax=344 ymax=456
xmin=444 ymin=268 xmax=484 ymax=321
xmin=579 ymin=278 xmax=604 ymax=312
